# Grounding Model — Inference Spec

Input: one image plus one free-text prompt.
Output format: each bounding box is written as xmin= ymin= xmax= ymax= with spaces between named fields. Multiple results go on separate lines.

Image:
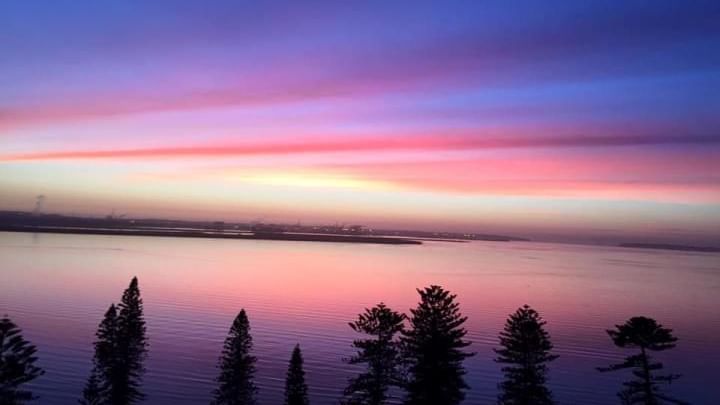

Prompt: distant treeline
xmin=0 ymin=278 xmax=686 ymax=405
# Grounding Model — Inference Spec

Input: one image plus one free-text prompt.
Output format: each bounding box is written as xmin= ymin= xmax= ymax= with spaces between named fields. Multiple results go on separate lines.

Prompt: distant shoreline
xmin=0 ymin=225 xmax=424 ymax=245
xmin=0 ymin=211 xmax=526 ymax=243
xmin=619 ymin=243 xmax=720 ymax=253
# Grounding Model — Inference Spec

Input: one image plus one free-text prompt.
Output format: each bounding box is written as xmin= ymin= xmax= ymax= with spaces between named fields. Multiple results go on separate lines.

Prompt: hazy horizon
xmin=3 ymin=207 xmax=719 ymax=247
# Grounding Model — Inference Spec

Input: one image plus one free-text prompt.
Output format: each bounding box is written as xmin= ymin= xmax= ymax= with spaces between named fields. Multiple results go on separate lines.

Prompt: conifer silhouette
xmin=401 ymin=286 xmax=474 ymax=405
xmin=114 ymin=277 xmax=148 ymax=404
xmin=284 ymin=344 xmax=309 ymax=405
xmin=0 ymin=317 xmax=44 ymax=405
xmin=81 ymin=304 xmax=118 ymax=405
xmin=80 ymin=278 xmax=147 ymax=405
xmin=78 ymin=370 xmax=102 ymax=405
xmin=212 ymin=309 xmax=258 ymax=405
xmin=343 ymin=303 xmax=405 ymax=405
xmin=494 ymin=305 xmax=558 ymax=405
xmin=599 ymin=316 xmax=686 ymax=405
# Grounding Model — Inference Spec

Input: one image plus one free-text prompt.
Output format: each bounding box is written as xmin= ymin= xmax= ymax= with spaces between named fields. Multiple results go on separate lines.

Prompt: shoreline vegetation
xmin=1 ymin=278 xmax=687 ymax=405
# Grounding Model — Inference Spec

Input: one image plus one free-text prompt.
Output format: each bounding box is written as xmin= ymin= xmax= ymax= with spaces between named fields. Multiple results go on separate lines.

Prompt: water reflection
xmin=1 ymin=232 xmax=718 ymax=404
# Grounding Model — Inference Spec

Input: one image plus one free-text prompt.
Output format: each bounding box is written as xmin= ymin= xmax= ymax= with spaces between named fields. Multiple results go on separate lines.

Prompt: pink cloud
xmin=5 ymin=15 xmax=713 ymax=134
xmin=3 ymin=133 xmax=717 ymax=161
xmin=121 ymin=149 xmax=720 ymax=203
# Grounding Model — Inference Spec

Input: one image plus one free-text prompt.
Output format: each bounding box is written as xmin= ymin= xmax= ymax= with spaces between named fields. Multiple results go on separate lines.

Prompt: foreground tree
xmin=212 ymin=309 xmax=258 ymax=405
xmin=78 ymin=368 xmax=102 ymax=405
xmin=343 ymin=303 xmax=405 ymax=405
xmin=401 ymin=286 xmax=474 ymax=405
xmin=0 ymin=317 xmax=44 ymax=405
xmin=79 ymin=370 xmax=102 ymax=405
xmin=115 ymin=277 xmax=148 ymax=404
xmin=80 ymin=304 xmax=118 ymax=405
xmin=80 ymin=277 xmax=147 ymax=405
xmin=284 ymin=345 xmax=309 ymax=405
xmin=494 ymin=305 xmax=558 ymax=405
xmin=599 ymin=316 xmax=685 ymax=405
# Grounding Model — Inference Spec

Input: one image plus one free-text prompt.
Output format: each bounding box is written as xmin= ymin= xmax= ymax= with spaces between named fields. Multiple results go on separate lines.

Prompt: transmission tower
xmin=33 ymin=195 xmax=46 ymax=215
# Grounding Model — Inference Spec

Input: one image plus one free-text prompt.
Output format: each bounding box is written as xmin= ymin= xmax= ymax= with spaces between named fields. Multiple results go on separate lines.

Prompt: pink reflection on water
xmin=1 ymin=232 xmax=719 ymax=404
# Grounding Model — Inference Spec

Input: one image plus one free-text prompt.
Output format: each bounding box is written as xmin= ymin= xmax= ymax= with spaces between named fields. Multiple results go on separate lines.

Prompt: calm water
xmin=1 ymin=231 xmax=719 ymax=404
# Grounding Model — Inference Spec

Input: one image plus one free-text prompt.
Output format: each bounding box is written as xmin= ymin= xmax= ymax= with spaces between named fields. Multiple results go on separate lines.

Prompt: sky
xmin=1 ymin=0 xmax=719 ymax=244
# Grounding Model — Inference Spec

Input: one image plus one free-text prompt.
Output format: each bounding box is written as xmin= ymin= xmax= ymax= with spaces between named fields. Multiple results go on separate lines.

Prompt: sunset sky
xmin=1 ymin=0 xmax=719 ymax=244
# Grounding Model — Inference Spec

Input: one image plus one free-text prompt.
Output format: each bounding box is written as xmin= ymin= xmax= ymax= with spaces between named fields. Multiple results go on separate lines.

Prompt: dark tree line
xmin=3 ymin=279 xmax=687 ymax=405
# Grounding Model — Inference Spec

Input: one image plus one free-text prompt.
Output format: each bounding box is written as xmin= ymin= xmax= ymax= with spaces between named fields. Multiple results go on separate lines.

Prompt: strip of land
xmin=0 ymin=225 xmax=423 ymax=245
xmin=619 ymin=243 xmax=720 ymax=253
xmin=0 ymin=211 xmax=526 ymax=244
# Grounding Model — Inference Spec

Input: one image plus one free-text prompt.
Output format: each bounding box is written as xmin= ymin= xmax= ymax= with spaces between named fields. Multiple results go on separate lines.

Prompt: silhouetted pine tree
xmin=494 ymin=305 xmax=558 ymax=405
xmin=342 ymin=303 xmax=405 ymax=405
xmin=598 ymin=316 xmax=686 ymax=405
xmin=79 ymin=370 xmax=102 ymax=405
xmin=212 ymin=309 xmax=258 ymax=405
xmin=284 ymin=344 xmax=309 ymax=405
xmin=0 ymin=317 xmax=44 ymax=405
xmin=80 ymin=304 xmax=118 ymax=405
xmin=80 ymin=278 xmax=147 ymax=405
xmin=114 ymin=276 xmax=148 ymax=404
xmin=401 ymin=286 xmax=474 ymax=405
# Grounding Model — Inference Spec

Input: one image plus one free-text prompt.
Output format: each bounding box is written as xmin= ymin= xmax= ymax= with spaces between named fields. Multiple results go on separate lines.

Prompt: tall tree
xmin=80 ymin=304 xmax=118 ymax=405
xmin=401 ymin=286 xmax=474 ymax=405
xmin=212 ymin=309 xmax=258 ymax=405
xmin=598 ymin=316 xmax=686 ymax=405
xmin=343 ymin=303 xmax=405 ymax=405
xmin=80 ymin=278 xmax=147 ymax=405
xmin=284 ymin=345 xmax=309 ymax=405
xmin=114 ymin=276 xmax=148 ymax=404
xmin=0 ymin=317 xmax=44 ymax=405
xmin=494 ymin=305 xmax=558 ymax=405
